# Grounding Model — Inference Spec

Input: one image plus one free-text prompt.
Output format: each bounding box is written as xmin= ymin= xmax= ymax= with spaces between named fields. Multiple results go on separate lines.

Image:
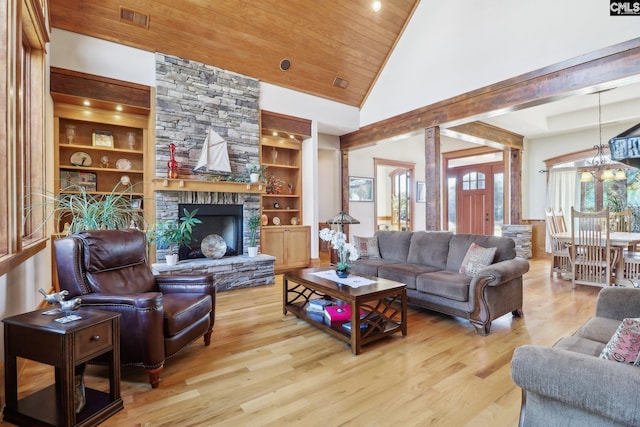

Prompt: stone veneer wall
xmin=154 ymin=53 xmax=262 ymax=261
xmin=155 ymin=52 xmax=260 ymax=179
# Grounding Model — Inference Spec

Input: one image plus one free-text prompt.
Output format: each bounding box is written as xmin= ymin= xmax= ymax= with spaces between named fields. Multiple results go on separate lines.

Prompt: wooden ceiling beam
xmin=444 ymin=121 xmax=524 ymax=150
xmin=341 ymin=37 xmax=640 ymax=150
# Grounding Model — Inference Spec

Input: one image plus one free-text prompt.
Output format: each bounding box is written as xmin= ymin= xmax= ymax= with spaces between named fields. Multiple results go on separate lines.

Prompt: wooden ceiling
xmin=48 ymin=0 xmax=419 ymax=107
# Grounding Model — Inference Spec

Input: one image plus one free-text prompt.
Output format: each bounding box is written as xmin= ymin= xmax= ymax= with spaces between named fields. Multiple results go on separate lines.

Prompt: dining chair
xmin=545 ymin=208 xmax=570 ymax=278
xmin=554 ymin=208 xmax=568 ymax=233
xmin=570 ymin=207 xmax=616 ymax=288
xmin=610 ymin=208 xmax=632 ymax=232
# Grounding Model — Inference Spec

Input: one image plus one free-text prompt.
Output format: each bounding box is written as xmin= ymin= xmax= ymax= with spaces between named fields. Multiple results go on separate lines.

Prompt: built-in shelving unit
xmin=260 ymin=111 xmax=312 ymax=272
xmin=51 ymin=67 xmax=152 ymax=235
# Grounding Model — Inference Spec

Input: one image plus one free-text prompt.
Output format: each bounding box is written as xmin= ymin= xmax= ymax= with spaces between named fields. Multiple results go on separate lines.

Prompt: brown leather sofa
xmin=54 ymin=229 xmax=216 ymax=388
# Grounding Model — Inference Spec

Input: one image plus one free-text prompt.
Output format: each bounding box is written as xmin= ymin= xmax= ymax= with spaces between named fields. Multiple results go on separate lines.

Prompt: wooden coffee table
xmin=283 ymin=268 xmax=407 ymax=355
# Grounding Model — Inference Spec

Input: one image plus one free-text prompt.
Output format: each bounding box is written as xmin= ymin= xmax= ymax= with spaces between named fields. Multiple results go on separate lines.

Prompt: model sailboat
xmin=193 ymin=128 xmax=231 ymax=175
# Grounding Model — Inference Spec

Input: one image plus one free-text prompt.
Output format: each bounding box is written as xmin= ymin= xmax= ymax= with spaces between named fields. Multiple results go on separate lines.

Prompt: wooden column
xmin=509 ymin=147 xmax=522 ymax=224
xmin=340 ymin=149 xmax=351 ymax=237
xmin=425 ymin=127 xmax=441 ymax=230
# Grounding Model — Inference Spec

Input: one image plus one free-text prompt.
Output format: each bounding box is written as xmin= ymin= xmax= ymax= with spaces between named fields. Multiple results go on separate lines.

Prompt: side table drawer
xmin=74 ymin=321 xmax=113 ymax=360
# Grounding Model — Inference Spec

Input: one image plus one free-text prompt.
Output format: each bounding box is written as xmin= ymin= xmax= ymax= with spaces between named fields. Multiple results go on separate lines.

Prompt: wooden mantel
xmin=152 ymin=178 xmax=266 ymax=194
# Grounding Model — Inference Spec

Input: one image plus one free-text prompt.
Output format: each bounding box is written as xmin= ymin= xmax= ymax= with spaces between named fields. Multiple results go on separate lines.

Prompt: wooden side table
xmin=3 ymin=308 xmax=123 ymax=427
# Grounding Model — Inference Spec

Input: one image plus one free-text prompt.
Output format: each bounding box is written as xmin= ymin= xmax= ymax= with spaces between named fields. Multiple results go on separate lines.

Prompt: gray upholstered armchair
xmin=54 ymin=229 xmax=216 ymax=388
xmin=511 ymin=287 xmax=640 ymax=426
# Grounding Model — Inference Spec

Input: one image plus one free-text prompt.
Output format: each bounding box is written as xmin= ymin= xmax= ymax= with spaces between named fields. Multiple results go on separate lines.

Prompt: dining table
xmin=553 ymin=231 xmax=640 ymax=285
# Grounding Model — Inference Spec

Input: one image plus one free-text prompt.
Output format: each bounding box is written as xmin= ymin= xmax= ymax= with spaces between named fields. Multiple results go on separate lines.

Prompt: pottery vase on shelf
xmin=271 ymin=147 xmax=278 ymax=164
xmin=168 ymin=143 xmax=179 ymax=179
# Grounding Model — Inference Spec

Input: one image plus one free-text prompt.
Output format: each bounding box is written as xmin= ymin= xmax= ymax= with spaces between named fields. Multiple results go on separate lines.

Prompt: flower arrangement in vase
xmin=319 ymin=228 xmax=359 ymax=277
xmin=267 ymin=175 xmax=285 ymax=194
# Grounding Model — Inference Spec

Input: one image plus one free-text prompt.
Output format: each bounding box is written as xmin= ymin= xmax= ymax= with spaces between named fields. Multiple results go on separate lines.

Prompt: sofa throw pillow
xmin=459 ymin=243 xmax=497 ymax=276
xmin=599 ymin=318 xmax=640 ymax=366
xmin=353 ymin=236 xmax=381 ymax=259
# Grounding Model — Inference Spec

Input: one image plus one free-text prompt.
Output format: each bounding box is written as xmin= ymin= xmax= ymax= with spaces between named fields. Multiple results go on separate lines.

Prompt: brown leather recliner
xmin=54 ymin=229 xmax=216 ymax=388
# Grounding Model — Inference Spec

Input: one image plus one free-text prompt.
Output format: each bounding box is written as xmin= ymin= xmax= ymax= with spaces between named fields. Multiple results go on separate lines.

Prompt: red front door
xmin=456 ymin=166 xmax=494 ymax=235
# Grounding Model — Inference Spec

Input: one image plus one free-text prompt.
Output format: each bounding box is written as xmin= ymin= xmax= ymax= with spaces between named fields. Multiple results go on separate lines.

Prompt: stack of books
xmin=324 ymin=305 xmax=365 ymax=325
xmin=306 ymin=299 xmax=333 ymax=322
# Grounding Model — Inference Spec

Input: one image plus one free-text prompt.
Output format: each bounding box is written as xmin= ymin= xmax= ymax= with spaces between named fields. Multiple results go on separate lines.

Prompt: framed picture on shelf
xmin=416 ymin=181 xmax=426 ymax=203
xmin=348 ymin=176 xmax=374 ymax=202
xmin=59 ymin=170 xmax=97 ymax=192
xmin=131 ymin=199 xmax=142 ymax=210
xmin=92 ymin=130 xmax=114 ymax=148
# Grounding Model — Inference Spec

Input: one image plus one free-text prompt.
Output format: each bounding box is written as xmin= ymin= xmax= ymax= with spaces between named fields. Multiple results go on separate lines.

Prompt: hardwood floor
xmin=4 ymin=258 xmax=602 ymax=426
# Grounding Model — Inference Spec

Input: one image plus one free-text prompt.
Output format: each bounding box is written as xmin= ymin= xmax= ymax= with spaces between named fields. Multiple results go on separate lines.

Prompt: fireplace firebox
xmin=178 ymin=204 xmax=243 ymax=260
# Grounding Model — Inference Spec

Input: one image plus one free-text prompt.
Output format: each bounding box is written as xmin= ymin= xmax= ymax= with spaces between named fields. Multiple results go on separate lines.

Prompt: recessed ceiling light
xmin=115 ymin=105 xmax=123 ymax=111
xmin=83 ymin=100 xmax=91 ymax=106
xmin=372 ymin=1 xmax=382 ymax=12
xmin=272 ymin=131 xmax=278 ymax=137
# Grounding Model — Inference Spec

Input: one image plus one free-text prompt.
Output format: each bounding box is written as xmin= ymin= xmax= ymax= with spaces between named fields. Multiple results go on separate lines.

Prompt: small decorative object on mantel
xmin=319 ymin=228 xmax=359 ymax=279
xmin=168 ymin=143 xmax=179 ymax=179
xmin=193 ymin=128 xmax=231 ymax=176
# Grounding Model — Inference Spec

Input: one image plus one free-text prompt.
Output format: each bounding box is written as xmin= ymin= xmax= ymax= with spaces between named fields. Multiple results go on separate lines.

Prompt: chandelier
xmin=580 ymin=92 xmax=627 ymax=183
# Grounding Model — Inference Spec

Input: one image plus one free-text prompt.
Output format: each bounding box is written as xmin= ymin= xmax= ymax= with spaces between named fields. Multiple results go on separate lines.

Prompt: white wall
xmin=50 ymin=29 xmax=156 ymax=85
xmin=317 ymin=134 xmax=341 ymax=223
xmin=524 ymin=120 xmax=640 ymax=220
xmin=347 ymin=135 xmax=427 ymax=239
xmin=362 ymin=0 xmax=640 ymax=126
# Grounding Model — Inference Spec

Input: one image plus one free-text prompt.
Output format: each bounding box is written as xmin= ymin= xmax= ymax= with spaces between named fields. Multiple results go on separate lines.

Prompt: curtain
xmin=545 ymin=170 xmax=578 ymax=252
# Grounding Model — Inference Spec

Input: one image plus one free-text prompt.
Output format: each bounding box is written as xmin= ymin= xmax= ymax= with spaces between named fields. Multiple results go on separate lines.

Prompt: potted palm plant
xmin=247 ymin=210 xmax=261 ymax=257
xmin=25 ymin=182 xmax=146 ymax=236
xmin=155 ymin=208 xmax=202 ymax=265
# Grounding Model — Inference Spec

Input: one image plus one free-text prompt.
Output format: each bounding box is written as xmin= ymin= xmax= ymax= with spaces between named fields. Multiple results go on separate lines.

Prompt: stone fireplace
xmin=151 ymin=53 xmax=274 ymax=290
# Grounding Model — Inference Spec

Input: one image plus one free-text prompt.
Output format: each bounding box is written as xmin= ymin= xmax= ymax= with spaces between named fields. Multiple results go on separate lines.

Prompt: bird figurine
xmin=38 ymin=288 xmax=69 ymax=305
xmin=59 ymin=297 xmax=82 ymax=314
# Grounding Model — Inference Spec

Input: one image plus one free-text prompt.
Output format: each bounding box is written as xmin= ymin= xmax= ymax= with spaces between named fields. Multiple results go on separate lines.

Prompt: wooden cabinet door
xmin=285 ymin=226 xmax=310 ymax=268
xmin=261 ymin=228 xmax=286 ymax=269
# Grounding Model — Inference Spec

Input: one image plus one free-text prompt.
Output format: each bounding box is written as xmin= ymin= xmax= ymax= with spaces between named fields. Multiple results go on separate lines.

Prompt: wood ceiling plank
xmin=49 ymin=0 xmax=419 ymax=107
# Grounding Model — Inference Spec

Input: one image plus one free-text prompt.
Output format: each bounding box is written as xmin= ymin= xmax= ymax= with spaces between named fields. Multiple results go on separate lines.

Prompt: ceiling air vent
xmin=333 ymin=76 xmax=349 ymax=89
xmin=120 ymin=7 xmax=150 ymax=28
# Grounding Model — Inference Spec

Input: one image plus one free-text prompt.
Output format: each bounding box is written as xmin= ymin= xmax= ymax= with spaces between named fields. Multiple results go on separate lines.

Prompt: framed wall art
xmin=416 ymin=181 xmax=426 ymax=203
xmin=348 ymin=176 xmax=374 ymax=202
xmin=92 ymin=130 xmax=114 ymax=148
